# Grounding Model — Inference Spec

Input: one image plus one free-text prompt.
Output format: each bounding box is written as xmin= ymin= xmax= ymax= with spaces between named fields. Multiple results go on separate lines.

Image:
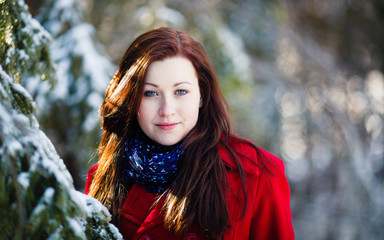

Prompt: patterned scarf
xmin=121 ymin=130 xmax=184 ymax=193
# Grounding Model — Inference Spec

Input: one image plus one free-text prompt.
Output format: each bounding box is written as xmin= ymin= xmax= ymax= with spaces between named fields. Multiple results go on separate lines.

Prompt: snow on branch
xmin=0 ymin=66 xmax=122 ymax=239
xmin=0 ymin=0 xmax=55 ymax=85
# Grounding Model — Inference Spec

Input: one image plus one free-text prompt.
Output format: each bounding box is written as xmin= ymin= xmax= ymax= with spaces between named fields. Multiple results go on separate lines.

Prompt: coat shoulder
xmin=218 ymin=134 xmax=285 ymax=175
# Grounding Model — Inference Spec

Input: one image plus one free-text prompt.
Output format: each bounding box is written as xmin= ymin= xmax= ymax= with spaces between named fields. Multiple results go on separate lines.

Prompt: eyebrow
xmin=144 ymin=82 xmax=193 ymax=87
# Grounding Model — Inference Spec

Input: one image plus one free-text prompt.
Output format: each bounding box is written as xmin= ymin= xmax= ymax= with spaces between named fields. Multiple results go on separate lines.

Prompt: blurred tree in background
xmin=16 ymin=0 xmax=384 ymax=239
xmin=24 ymin=0 xmax=114 ymax=190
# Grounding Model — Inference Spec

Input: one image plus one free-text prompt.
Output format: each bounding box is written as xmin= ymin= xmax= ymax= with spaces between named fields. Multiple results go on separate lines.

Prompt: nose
xmin=158 ymin=95 xmax=175 ymax=116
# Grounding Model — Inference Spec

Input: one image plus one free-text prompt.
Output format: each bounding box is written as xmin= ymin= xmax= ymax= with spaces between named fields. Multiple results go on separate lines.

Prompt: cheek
xmin=137 ymin=102 xmax=153 ymax=124
xmin=184 ymin=98 xmax=201 ymax=121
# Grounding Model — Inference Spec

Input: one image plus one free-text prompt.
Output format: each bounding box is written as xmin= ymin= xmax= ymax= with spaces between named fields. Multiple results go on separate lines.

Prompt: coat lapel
xmin=135 ymin=197 xmax=165 ymax=234
xmin=120 ymin=183 xmax=165 ymax=236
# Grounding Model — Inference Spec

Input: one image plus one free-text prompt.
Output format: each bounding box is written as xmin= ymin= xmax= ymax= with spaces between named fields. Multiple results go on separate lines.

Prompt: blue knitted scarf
xmin=121 ymin=130 xmax=184 ymax=193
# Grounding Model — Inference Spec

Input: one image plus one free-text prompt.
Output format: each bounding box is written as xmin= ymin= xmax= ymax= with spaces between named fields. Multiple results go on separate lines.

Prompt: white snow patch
xmin=67 ymin=217 xmax=86 ymax=238
xmin=43 ymin=187 xmax=55 ymax=201
xmin=5 ymin=139 xmax=23 ymax=156
xmin=18 ymin=172 xmax=30 ymax=189
xmin=69 ymin=189 xmax=88 ymax=210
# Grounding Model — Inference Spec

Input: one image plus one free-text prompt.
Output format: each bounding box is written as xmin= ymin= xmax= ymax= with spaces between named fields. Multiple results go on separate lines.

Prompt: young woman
xmin=85 ymin=27 xmax=294 ymax=239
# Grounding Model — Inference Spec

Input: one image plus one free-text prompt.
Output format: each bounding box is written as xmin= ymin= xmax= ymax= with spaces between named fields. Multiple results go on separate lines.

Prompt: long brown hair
xmin=88 ymin=27 xmax=268 ymax=239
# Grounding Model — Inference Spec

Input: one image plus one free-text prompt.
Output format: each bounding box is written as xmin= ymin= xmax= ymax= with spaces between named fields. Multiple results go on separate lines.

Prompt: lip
xmin=155 ymin=123 xmax=179 ymax=130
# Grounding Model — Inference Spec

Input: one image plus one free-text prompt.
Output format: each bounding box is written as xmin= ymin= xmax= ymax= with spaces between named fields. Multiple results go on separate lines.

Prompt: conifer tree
xmin=0 ymin=0 xmax=122 ymax=239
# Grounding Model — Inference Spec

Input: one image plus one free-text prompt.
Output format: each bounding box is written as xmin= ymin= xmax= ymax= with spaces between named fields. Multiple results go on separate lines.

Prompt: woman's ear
xmin=199 ymin=97 xmax=203 ymax=108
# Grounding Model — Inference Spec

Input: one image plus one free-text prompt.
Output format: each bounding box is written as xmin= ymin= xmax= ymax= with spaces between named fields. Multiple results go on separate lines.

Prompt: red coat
xmin=85 ymin=137 xmax=295 ymax=239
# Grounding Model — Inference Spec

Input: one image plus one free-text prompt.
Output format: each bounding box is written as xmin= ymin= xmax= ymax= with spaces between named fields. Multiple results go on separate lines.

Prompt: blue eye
xmin=144 ymin=91 xmax=157 ymax=97
xmin=175 ymin=89 xmax=188 ymax=95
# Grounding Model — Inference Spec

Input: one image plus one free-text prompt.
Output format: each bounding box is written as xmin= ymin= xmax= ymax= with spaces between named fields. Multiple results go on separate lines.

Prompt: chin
xmin=158 ymin=140 xmax=179 ymax=146
xmin=156 ymin=137 xmax=181 ymax=146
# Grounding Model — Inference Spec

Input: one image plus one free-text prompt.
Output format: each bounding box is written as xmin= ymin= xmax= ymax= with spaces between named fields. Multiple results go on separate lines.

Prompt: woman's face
xmin=137 ymin=56 xmax=201 ymax=146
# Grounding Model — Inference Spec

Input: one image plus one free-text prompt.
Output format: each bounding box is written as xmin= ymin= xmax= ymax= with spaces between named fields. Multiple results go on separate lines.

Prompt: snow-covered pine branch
xmin=0 ymin=65 xmax=122 ymax=240
xmin=0 ymin=0 xmax=122 ymax=238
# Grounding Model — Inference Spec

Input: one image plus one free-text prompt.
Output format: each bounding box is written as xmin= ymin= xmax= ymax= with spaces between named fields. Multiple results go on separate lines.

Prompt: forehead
xmin=144 ymin=56 xmax=198 ymax=85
